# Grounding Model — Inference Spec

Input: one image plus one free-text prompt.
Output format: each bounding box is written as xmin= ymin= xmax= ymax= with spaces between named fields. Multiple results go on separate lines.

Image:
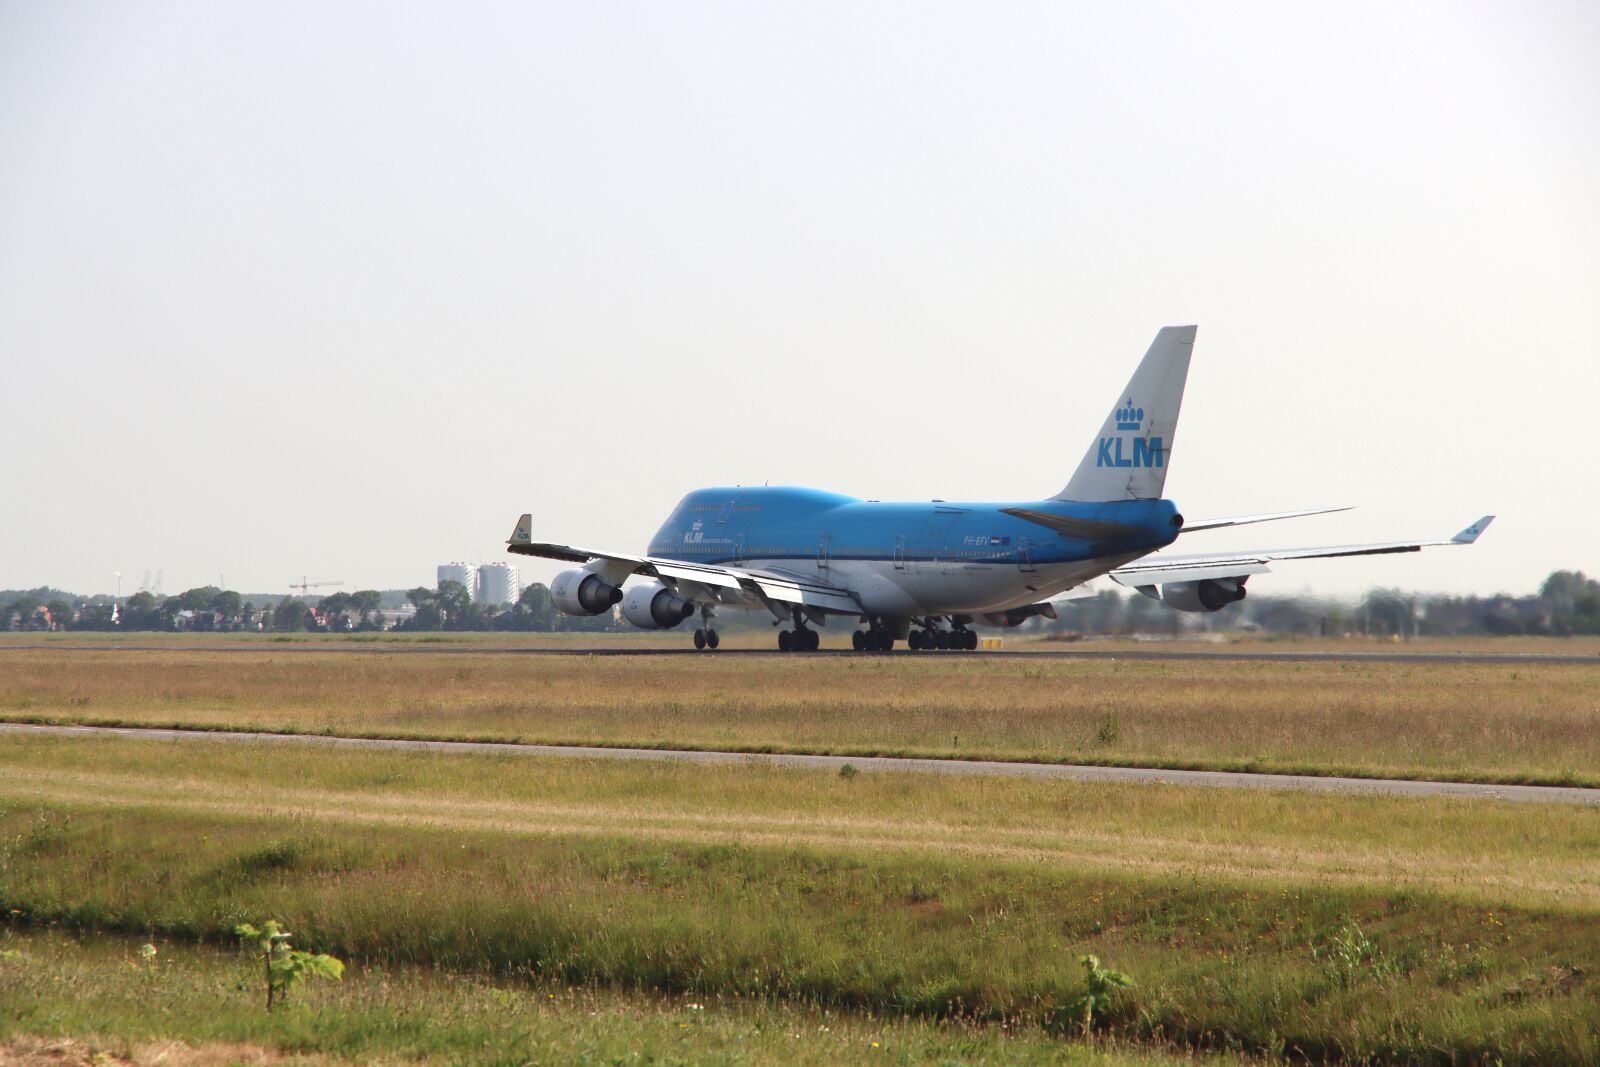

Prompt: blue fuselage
xmin=648 ymin=487 xmax=1181 ymax=571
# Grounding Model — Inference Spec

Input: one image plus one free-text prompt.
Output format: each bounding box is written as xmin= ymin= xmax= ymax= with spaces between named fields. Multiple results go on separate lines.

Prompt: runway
xmin=4 ymin=644 xmax=1599 ymax=665
xmin=5 ymin=721 xmax=1596 ymax=805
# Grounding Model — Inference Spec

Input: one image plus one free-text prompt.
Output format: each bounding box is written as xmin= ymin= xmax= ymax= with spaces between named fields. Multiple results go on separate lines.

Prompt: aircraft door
xmin=1017 ymin=537 xmax=1037 ymax=573
xmin=817 ymin=534 xmax=830 ymax=573
xmin=894 ymin=534 xmax=907 ymax=572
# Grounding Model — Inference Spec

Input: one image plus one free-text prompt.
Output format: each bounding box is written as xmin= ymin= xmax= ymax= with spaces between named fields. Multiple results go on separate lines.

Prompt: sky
xmin=2 ymin=1 xmax=1596 ymax=599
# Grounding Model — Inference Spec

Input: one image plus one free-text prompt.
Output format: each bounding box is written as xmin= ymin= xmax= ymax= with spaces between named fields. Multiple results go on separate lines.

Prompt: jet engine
xmin=621 ymin=580 xmax=696 ymax=630
xmin=551 ymin=568 xmax=623 ymax=616
xmin=979 ymin=603 xmax=1060 ymax=628
xmin=1161 ymin=578 xmax=1247 ymax=613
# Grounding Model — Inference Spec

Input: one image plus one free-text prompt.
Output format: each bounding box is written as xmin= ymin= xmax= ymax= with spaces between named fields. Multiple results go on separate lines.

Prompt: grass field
xmin=3 ymin=641 xmax=1597 ymax=1061
xmin=2 ymin=931 xmax=1197 ymax=1066
xmin=3 ymin=733 xmax=1599 ymax=1063
xmin=2 ymin=643 xmax=1597 ymax=785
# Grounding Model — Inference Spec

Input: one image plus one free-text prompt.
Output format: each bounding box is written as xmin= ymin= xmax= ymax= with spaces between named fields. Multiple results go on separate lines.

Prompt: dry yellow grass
xmin=0 ymin=1036 xmax=339 ymax=1066
xmin=2 ymin=646 xmax=1597 ymax=784
xmin=3 ymin=733 xmax=1598 ymax=908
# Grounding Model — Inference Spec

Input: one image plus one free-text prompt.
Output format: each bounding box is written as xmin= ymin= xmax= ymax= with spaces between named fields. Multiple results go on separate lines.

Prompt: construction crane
xmin=289 ymin=577 xmax=345 ymax=596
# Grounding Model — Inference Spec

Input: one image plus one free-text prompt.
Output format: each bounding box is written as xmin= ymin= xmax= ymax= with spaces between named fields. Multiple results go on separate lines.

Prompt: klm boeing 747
xmin=509 ymin=326 xmax=1492 ymax=651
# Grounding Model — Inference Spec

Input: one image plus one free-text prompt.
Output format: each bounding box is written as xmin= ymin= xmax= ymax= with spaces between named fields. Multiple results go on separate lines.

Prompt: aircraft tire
xmin=778 ymin=630 xmax=792 ymax=653
xmin=963 ymin=629 xmax=978 ymax=651
xmin=852 ymin=630 xmax=866 ymax=651
xmin=693 ymin=628 xmax=707 ymax=650
xmin=908 ymin=630 xmax=923 ymax=651
xmin=804 ymin=629 xmax=820 ymax=652
xmin=707 ymin=629 xmax=720 ymax=650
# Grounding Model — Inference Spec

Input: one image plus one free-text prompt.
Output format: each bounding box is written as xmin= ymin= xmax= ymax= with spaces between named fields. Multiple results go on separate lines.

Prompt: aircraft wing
xmin=1110 ymin=515 xmax=1494 ymax=588
xmin=505 ymin=515 xmax=863 ymax=614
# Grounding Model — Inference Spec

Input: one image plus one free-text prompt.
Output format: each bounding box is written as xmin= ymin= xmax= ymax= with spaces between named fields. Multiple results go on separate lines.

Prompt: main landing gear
xmin=908 ymin=621 xmax=978 ymax=652
xmin=778 ymin=627 xmax=820 ymax=652
xmin=851 ymin=621 xmax=895 ymax=653
xmin=778 ymin=608 xmax=821 ymax=652
xmin=692 ymin=605 xmax=720 ymax=651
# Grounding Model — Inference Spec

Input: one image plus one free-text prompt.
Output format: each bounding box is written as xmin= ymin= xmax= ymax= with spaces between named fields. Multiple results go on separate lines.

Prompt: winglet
xmin=508 ymin=513 xmax=533 ymax=544
xmin=1451 ymin=515 xmax=1495 ymax=544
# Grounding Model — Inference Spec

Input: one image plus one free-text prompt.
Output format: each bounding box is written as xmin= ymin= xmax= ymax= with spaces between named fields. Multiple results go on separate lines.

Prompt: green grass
xmin=1 ymin=930 xmax=1202 ymax=1066
xmin=3 ymin=734 xmax=1599 ymax=1063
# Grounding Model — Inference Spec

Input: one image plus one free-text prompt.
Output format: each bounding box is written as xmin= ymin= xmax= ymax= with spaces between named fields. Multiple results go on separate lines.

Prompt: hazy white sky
xmin=3 ymin=1 xmax=1596 ymax=598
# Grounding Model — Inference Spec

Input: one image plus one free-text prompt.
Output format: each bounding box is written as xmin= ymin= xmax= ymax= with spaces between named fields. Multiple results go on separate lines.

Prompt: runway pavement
xmin=4 ymin=644 xmax=1599 ymax=665
xmin=4 ymin=721 xmax=1596 ymax=805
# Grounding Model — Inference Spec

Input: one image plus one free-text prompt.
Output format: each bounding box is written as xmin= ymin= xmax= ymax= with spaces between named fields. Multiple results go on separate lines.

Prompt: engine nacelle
xmin=1161 ymin=578 xmax=1247 ymax=613
xmin=551 ymin=568 xmax=623 ymax=616
xmin=979 ymin=603 xmax=1060 ymax=628
xmin=621 ymin=580 xmax=696 ymax=630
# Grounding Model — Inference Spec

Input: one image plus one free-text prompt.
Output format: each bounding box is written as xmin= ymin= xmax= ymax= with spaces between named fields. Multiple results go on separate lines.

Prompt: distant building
xmin=437 ymin=562 xmax=478 ymax=600
xmin=477 ymin=562 xmax=520 ymax=607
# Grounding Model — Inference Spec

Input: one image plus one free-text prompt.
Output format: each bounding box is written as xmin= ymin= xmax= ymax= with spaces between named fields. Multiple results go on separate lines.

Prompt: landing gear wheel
xmin=693 ymin=628 xmax=707 ymax=650
xmin=804 ymin=628 xmax=820 ymax=652
xmin=706 ymin=629 xmax=720 ymax=650
xmin=908 ymin=630 xmax=923 ymax=651
xmin=963 ymin=629 xmax=978 ymax=651
xmin=935 ymin=629 xmax=950 ymax=650
xmin=778 ymin=630 xmax=792 ymax=653
xmin=852 ymin=630 xmax=866 ymax=651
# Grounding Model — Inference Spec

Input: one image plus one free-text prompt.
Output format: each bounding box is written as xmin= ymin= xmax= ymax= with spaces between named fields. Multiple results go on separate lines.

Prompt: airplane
xmin=508 ymin=325 xmax=1492 ymax=652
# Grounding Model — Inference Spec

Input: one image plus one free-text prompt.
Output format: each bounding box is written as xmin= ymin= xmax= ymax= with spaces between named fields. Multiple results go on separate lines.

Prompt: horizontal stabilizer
xmin=1179 ymin=506 xmax=1352 ymax=534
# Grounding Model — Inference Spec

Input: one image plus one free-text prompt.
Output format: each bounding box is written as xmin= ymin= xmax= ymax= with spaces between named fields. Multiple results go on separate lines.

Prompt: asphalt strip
xmin=3 ymin=722 xmax=1596 ymax=806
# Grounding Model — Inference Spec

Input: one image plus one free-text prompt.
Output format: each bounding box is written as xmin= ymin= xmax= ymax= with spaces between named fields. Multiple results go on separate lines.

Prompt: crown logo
xmin=1115 ymin=398 xmax=1144 ymax=432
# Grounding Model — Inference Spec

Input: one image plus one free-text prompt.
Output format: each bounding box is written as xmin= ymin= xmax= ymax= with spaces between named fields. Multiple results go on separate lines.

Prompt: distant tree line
xmin=6 ymin=569 xmax=1600 ymax=636
xmin=1041 ymin=569 xmax=1600 ymax=638
xmin=0 ymin=584 xmax=383 ymax=633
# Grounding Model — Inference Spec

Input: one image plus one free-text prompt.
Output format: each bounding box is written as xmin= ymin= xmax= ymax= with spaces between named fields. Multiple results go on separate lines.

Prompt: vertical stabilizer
xmin=1055 ymin=325 xmax=1196 ymax=502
